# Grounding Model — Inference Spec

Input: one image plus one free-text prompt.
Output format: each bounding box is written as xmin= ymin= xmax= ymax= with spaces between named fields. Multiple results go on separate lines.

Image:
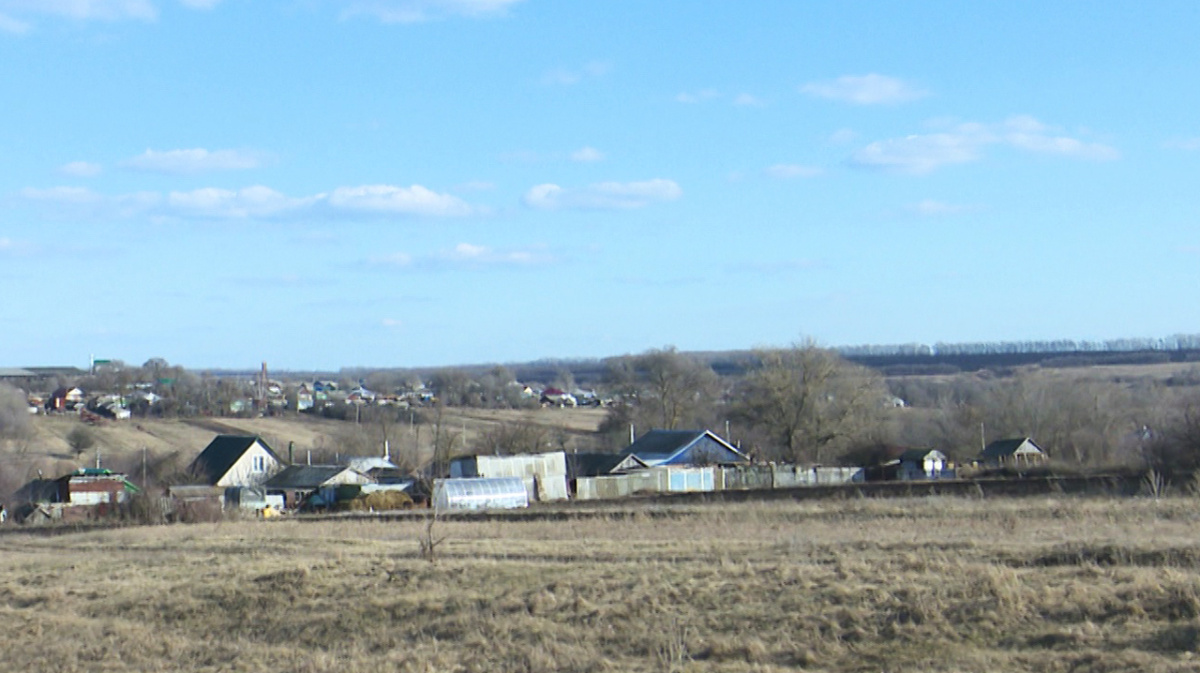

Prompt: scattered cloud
xmin=0 ymin=12 xmax=29 ymax=32
xmin=438 ymin=242 xmax=550 ymax=265
xmin=455 ymin=180 xmax=495 ymax=192
xmin=20 ymin=182 xmax=476 ymax=220
xmin=167 ymin=186 xmax=313 ymax=219
xmin=801 ymin=73 xmax=926 ymax=105
xmin=1166 ymin=137 xmax=1200 ymax=151
xmin=121 ymin=148 xmax=264 ymax=174
xmin=370 ymin=252 xmax=415 ymax=266
xmin=371 ymin=242 xmax=554 ymax=269
xmin=541 ymin=60 xmax=609 ymax=86
xmin=59 ymin=160 xmax=103 ymax=177
xmin=179 ymin=0 xmax=221 ymax=8
xmin=850 ymin=116 xmax=1119 ymax=174
xmin=381 ymin=318 xmax=403 ymax=328
xmin=675 ymin=88 xmax=718 ymax=104
xmin=326 ymin=184 xmax=474 ymax=217
xmin=726 ymin=258 xmax=823 ymax=275
xmin=341 ymin=0 xmax=523 ymax=23
xmin=732 ymin=93 xmax=765 ymax=107
xmin=827 ymin=128 xmax=858 ymax=145
xmin=852 ymin=133 xmax=981 ymax=175
xmin=905 ymin=199 xmax=976 ymax=217
xmin=522 ymin=178 xmax=682 ymax=211
xmin=570 ymin=146 xmax=605 ymax=163
xmin=764 ymin=163 xmax=823 ymax=180
xmin=0 ymin=0 xmax=158 ymax=22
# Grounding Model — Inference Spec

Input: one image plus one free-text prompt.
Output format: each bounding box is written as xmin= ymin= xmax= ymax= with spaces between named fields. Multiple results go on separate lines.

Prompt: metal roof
xmin=188 ymin=435 xmax=282 ymax=485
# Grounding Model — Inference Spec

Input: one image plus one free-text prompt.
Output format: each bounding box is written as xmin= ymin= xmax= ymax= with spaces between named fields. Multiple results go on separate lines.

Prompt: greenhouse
xmin=433 ymin=477 xmax=529 ymax=511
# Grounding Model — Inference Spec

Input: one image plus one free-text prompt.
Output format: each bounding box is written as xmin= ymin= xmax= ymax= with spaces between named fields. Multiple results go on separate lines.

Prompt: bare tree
xmin=733 ymin=342 xmax=887 ymax=464
xmin=603 ymin=347 xmax=719 ymax=433
xmin=0 ymin=384 xmax=31 ymax=442
xmin=67 ymin=426 xmax=97 ymax=458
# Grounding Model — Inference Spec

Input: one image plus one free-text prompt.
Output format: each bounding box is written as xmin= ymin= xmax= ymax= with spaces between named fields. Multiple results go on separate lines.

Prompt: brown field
xmin=4 ymin=496 xmax=1200 ymax=672
xmin=3 ymin=406 xmax=607 ymax=490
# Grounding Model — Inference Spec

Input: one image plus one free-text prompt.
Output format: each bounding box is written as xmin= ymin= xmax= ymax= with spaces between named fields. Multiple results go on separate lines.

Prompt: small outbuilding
xmin=981 ymin=437 xmax=1047 ymax=468
xmin=897 ymin=449 xmax=950 ymax=480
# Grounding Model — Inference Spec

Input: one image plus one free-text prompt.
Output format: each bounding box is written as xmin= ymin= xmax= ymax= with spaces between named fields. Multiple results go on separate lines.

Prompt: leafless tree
xmin=0 ymin=384 xmax=32 ymax=442
xmin=603 ymin=347 xmax=719 ymax=433
xmin=67 ymin=425 xmax=97 ymax=458
xmin=733 ymin=342 xmax=887 ymax=464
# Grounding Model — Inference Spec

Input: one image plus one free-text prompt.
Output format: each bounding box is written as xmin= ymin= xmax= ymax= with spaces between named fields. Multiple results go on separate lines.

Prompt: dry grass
xmin=4 ymin=496 xmax=1200 ymax=671
xmin=3 ymin=407 xmax=606 ymax=489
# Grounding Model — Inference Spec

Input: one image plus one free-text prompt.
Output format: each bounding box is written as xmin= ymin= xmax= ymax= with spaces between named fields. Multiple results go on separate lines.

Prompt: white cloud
xmin=0 ymin=0 xmax=157 ymax=22
xmin=906 ymin=199 xmax=975 ymax=217
xmin=121 ymin=148 xmax=264 ymax=174
xmin=801 ymin=73 xmax=926 ymax=105
xmin=21 ymin=185 xmax=160 ymax=217
xmin=523 ymin=178 xmax=682 ymax=211
xmin=0 ymin=11 xmax=29 ymax=32
xmin=373 ymin=243 xmax=553 ymax=269
xmin=455 ymin=180 xmax=495 ymax=192
xmin=21 ymin=182 xmax=478 ymax=220
xmin=327 ymin=184 xmax=474 ymax=217
xmin=59 ymin=160 xmax=103 ymax=177
xmin=732 ymin=93 xmax=764 ymax=107
xmin=179 ymin=0 xmax=221 ymax=8
xmin=828 ymin=128 xmax=858 ymax=145
xmin=440 ymin=242 xmax=547 ymax=265
xmin=852 ymin=133 xmax=982 ymax=175
xmin=1005 ymin=132 xmax=1119 ymax=160
xmin=541 ymin=60 xmax=609 ymax=86
xmin=167 ymin=186 xmax=312 ymax=219
xmin=381 ymin=318 xmax=403 ymax=328
xmin=341 ymin=0 xmax=522 ymax=23
xmin=370 ymin=252 xmax=414 ymax=266
xmin=1166 ymin=137 xmax=1200 ymax=151
xmin=851 ymin=116 xmax=1119 ymax=174
xmin=675 ymin=88 xmax=719 ymax=104
xmin=570 ymin=146 xmax=605 ymax=163
xmin=764 ymin=163 xmax=823 ymax=179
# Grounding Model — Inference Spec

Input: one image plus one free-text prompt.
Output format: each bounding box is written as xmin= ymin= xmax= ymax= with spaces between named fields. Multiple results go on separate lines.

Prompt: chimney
xmin=384 ymin=439 xmax=390 ymax=462
xmin=288 ymin=441 xmax=295 ymax=465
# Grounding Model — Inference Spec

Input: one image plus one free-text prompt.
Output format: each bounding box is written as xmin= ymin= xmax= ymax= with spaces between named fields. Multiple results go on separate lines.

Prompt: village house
xmin=897 ymin=448 xmax=950 ymax=480
xmin=264 ymin=464 xmax=373 ymax=509
xmin=981 ymin=437 xmax=1048 ymax=468
xmin=617 ymin=429 xmax=749 ymax=469
xmin=187 ymin=435 xmax=286 ymax=487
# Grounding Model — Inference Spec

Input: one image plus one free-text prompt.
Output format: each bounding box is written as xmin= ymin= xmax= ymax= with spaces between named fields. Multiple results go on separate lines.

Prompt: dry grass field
xmin=4 ymin=496 xmax=1200 ymax=672
xmin=1 ymin=406 xmax=607 ymax=492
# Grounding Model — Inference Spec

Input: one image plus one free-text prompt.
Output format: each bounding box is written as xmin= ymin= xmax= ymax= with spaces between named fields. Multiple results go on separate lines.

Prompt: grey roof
xmin=982 ymin=437 xmax=1044 ymax=460
xmin=0 ymin=368 xmax=36 ymax=378
xmin=188 ymin=435 xmax=281 ymax=485
xmin=566 ymin=452 xmax=630 ymax=477
xmin=620 ymin=429 xmax=748 ymax=465
xmin=346 ymin=456 xmax=398 ymax=472
xmin=264 ymin=464 xmax=362 ymax=489
xmin=899 ymin=448 xmax=943 ymax=463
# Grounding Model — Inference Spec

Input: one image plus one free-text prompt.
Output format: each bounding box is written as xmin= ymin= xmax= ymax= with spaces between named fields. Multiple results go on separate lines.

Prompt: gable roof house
xmin=188 ymin=435 xmax=286 ymax=487
xmin=264 ymin=464 xmax=374 ymax=509
xmin=897 ymin=449 xmax=950 ymax=480
xmin=981 ymin=437 xmax=1047 ymax=468
xmin=620 ymin=429 xmax=749 ymax=468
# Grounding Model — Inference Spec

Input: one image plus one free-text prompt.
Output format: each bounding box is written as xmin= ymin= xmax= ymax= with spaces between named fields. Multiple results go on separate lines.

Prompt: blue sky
xmin=2 ymin=0 xmax=1198 ymax=370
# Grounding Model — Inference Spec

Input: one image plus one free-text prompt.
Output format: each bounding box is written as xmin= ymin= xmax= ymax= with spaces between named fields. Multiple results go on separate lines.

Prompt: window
xmin=252 ymin=455 xmax=265 ymax=472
